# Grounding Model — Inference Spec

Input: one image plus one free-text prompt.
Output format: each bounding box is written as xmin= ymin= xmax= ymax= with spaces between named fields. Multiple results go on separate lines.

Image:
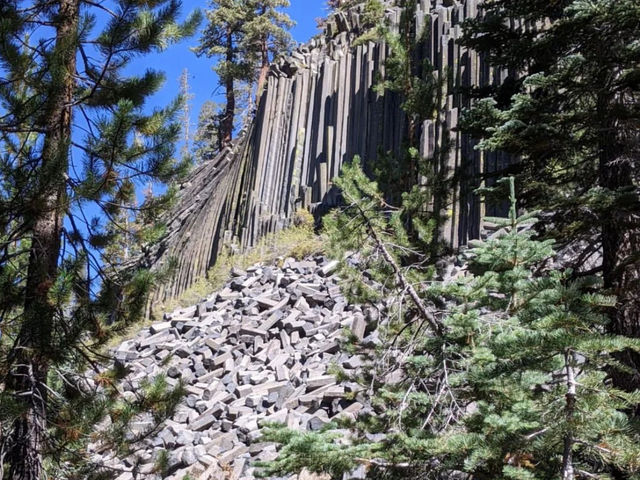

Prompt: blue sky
xmin=144 ymin=0 xmax=328 ymax=138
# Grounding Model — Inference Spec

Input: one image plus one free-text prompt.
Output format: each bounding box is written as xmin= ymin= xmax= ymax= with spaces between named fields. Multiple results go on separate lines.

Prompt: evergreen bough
xmin=460 ymin=0 xmax=640 ymax=393
xmin=262 ymin=164 xmax=640 ymax=480
xmin=0 ymin=1 xmax=199 ymax=477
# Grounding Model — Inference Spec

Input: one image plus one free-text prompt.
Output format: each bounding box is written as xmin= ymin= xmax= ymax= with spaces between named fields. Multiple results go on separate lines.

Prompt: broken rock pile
xmin=93 ymin=256 xmax=373 ymax=480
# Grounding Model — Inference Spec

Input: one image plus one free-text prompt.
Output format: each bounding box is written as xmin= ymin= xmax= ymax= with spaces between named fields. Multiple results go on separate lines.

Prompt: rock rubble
xmin=92 ymin=256 xmax=372 ymax=480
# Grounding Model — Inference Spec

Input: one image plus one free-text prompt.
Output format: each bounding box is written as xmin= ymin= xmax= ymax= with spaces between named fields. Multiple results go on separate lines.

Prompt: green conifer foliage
xmin=195 ymin=0 xmax=293 ymax=147
xmin=243 ymin=0 xmax=294 ymax=98
xmin=460 ymin=0 xmax=640 ymax=392
xmin=323 ymin=156 xmax=441 ymax=336
xmin=262 ymin=169 xmax=640 ymax=479
xmin=194 ymin=100 xmax=222 ymax=163
xmin=0 ymin=1 xmax=200 ymax=477
xmin=357 ymin=0 xmax=439 ymax=198
xmin=195 ymin=0 xmax=252 ymax=147
xmin=419 ymin=179 xmax=640 ymax=479
xmin=353 ymin=1 xmax=450 ymax=255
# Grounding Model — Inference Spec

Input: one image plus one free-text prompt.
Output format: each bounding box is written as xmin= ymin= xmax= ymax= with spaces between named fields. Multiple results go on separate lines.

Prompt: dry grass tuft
xmin=163 ymin=209 xmax=323 ymax=312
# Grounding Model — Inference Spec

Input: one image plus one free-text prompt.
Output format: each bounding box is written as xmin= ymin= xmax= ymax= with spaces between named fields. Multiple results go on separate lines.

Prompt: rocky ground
xmin=92 ymin=256 xmax=375 ymax=480
xmin=92 ymin=221 xmax=583 ymax=480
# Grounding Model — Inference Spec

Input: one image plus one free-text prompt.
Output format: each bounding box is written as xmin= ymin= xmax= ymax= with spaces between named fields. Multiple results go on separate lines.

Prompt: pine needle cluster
xmin=0 ymin=1 xmax=200 ymax=477
xmin=262 ymin=165 xmax=640 ymax=479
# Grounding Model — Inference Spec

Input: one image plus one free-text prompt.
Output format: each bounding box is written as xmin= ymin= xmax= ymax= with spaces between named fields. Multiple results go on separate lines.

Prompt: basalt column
xmin=147 ymin=0 xmax=509 ymax=306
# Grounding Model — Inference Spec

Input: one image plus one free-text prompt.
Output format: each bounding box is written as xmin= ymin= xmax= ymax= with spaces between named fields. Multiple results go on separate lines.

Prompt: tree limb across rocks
xmin=353 ymin=200 xmax=444 ymax=336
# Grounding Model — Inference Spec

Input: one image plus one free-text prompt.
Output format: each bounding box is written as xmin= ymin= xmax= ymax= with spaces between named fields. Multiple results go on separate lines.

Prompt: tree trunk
xmin=353 ymin=200 xmax=444 ymax=335
xmin=402 ymin=0 xmax=417 ymax=189
xmin=7 ymin=1 xmax=78 ymax=478
xmin=255 ymin=36 xmax=269 ymax=104
xmin=602 ymin=188 xmax=640 ymax=400
xmin=220 ymin=27 xmax=235 ymax=147
xmin=562 ymin=351 xmax=577 ymax=480
xmin=598 ymin=97 xmax=640 ymax=402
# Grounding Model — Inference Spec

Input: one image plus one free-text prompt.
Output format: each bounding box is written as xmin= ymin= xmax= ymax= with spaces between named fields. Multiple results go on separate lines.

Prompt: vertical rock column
xmin=148 ymin=0 xmax=512 ymax=306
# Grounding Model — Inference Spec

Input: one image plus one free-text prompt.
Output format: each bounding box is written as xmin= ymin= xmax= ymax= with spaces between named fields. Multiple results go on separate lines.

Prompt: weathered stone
xmin=308 ymin=411 xmax=330 ymax=431
xmin=92 ymin=196 xmax=391 ymax=480
xmin=190 ymin=403 xmax=224 ymax=432
xmin=320 ymin=260 xmax=339 ymax=276
xmin=114 ymin=350 xmax=137 ymax=362
xmin=299 ymin=468 xmax=331 ymax=480
xmin=344 ymin=355 xmax=363 ymax=369
xmin=182 ymin=447 xmax=198 ymax=466
xmin=158 ymin=427 xmax=176 ymax=448
xmin=333 ymin=402 xmax=364 ymax=421
xmin=218 ymin=445 xmax=249 ymax=465
xmin=293 ymin=296 xmax=310 ymax=313
xmin=275 ymin=365 xmax=290 ymax=382
xmin=213 ymin=350 xmax=232 ymax=366
xmin=150 ymin=321 xmax=172 ymax=334
xmin=239 ymin=326 xmax=268 ymax=339
xmin=176 ymin=429 xmax=195 ymax=446
xmin=306 ymin=375 xmax=336 ymax=390
xmin=245 ymin=395 xmax=262 ymax=408
xmin=311 ymin=340 xmax=339 ymax=355
xmin=350 ymin=315 xmax=366 ymax=341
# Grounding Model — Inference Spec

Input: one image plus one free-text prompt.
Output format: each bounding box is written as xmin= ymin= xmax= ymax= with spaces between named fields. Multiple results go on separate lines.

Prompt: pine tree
xmin=0 ymin=2 xmax=199 ymax=478
xmin=243 ymin=0 xmax=294 ymax=100
xmin=418 ymin=178 xmax=640 ymax=480
xmin=194 ymin=100 xmax=223 ymax=163
xmin=195 ymin=0 xmax=293 ymax=147
xmin=351 ymin=0 xmax=450 ymax=255
xmin=195 ymin=0 xmax=250 ymax=147
xmin=355 ymin=0 xmax=438 ymax=194
xmin=321 ymin=156 xmax=442 ymax=334
xmin=261 ymin=169 xmax=640 ymax=479
xmin=179 ymin=68 xmax=195 ymax=157
xmin=195 ymin=0 xmax=253 ymax=148
xmin=460 ymin=0 xmax=640 ymax=393
xmin=102 ymin=185 xmax=137 ymax=269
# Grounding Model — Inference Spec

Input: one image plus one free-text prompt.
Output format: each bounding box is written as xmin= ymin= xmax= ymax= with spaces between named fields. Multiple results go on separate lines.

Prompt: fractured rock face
xmin=146 ymin=0 xmax=510 ymax=307
xmin=90 ymin=256 xmax=372 ymax=480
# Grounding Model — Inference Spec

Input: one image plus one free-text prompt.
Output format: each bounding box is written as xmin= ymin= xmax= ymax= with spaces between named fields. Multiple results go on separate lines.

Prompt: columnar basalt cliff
xmin=147 ymin=0 xmax=511 ymax=306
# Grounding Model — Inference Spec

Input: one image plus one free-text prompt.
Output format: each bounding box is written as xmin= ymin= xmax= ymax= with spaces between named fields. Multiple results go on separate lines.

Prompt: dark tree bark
xmin=220 ymin=26 xmax=235 ymax=147
xmin=562 ymin=351 xmax=577 ymax=480
xmin=256 ymin=35 xmax=269 ymax=102
xmin=255 ymin=6 xmax=270 ymax=102
xmin=6 ymin=0 xmax=78 ymax=478
xmin=598 ymin=95 xmax=640 ymax=400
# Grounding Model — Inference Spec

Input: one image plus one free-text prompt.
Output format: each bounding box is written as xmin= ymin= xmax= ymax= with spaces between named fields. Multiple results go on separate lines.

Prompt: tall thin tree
xmin=0 ymin=1 xmax=200 ymax=478
xmin=179 ymin=68 xmax=195 ymax=156
xmin=194 ymin=0 xmax=251 ymax=147
xmin=194 ymin=0 xmax=293 ymax=146
xmin=243 ymin=0 xmax=294 ymax=99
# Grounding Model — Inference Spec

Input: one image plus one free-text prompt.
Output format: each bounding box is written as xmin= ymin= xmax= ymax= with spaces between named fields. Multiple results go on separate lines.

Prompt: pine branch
xmin=355 ymin=458 xmax=411 ymax=469
xmin=352 ymin=198 xmax=444 ymax=336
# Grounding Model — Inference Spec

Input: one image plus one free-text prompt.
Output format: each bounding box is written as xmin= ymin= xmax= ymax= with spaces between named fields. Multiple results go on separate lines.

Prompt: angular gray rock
xmin=89 ymin=255 xmax=370 ymax=480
